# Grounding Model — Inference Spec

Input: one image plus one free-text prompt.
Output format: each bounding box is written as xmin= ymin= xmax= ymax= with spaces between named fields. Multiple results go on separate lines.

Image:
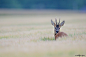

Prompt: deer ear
xmin=60 ymin=20 xmax=65 ymax=26
xmin=51 ymin=19 xmax=55 ymax=26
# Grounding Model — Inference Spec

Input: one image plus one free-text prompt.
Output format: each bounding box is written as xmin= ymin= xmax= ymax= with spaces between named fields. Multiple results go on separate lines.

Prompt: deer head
xmin=51 ymin=18 xmax=65 ymax=35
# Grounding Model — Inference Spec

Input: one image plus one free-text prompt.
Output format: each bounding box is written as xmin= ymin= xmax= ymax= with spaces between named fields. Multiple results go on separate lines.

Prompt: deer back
xmin=55 ymin=32 xmax=67 ymax=40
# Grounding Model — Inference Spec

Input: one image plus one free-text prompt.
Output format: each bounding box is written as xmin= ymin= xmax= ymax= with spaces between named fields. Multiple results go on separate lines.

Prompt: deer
xmin=51 ymin=18 xmax=67 ymax=40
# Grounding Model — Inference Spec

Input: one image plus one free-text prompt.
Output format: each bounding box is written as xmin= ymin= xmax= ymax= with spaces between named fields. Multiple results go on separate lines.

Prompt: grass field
xmin=0 ymin=10 xmax=86 ymax=57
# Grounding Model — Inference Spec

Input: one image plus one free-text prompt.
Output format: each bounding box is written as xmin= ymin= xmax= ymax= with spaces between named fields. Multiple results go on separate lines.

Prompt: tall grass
xmin=0 ymin=10 xmax=86 ymax=57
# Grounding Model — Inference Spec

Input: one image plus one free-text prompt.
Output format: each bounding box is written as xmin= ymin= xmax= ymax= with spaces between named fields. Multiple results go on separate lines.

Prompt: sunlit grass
xmin=0 ymin=11 xmax=86 ymax=57
xmin=41 ymin=37 xmax=55 ymax=41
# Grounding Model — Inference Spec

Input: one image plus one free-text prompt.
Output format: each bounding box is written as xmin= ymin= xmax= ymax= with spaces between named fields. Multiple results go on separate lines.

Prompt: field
xmin=0 ymin=10 xmax=86 ymax=57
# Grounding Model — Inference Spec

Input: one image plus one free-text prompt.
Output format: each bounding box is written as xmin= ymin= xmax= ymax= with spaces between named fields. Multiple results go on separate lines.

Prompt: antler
xmin=58 ymin=18 xmax=60 ymax=25
xmin=55 ymin=18 xmax=57 ymax=25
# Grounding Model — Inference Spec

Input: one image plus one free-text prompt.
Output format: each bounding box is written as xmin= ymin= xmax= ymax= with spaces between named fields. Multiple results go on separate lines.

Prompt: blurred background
xmin=0 ymin=0 xmax=86 ymax=10
xmin=0 ymin=0 xmax=86 ymax=57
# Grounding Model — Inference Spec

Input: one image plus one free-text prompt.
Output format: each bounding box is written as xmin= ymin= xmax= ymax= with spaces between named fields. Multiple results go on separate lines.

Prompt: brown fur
xmin=51 ymin=19 xmax=67 ymax=40
xmin=55 ymin=32 xmax=67 ymax=40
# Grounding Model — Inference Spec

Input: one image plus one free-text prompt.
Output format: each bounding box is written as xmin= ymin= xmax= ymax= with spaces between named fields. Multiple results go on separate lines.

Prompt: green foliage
xmin=41 ymin=37 xmax=55 ymax=41
xmin=0 ymin=0 xmax=86 ymax=9
xmin=0 ymin=0 xmax=22 ymax=8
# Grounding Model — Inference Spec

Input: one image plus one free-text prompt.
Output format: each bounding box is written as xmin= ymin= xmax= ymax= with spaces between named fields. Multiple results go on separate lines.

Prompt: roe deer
xmin=51 ymin=18 xmax=67 ymax=40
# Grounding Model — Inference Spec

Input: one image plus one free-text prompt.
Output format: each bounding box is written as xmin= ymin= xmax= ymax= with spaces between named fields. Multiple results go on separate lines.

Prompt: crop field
xmin=0 ymin=10 xmax=86 ymax=57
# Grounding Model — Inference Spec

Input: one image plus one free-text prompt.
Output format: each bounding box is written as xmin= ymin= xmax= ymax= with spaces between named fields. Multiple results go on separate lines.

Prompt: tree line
xmin=0 ymin=0 xmax=86 ymax=10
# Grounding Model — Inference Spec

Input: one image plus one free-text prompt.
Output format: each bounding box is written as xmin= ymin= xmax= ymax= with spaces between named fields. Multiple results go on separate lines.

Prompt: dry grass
xmin=0 ymin=10 xmax=86 ymax=57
